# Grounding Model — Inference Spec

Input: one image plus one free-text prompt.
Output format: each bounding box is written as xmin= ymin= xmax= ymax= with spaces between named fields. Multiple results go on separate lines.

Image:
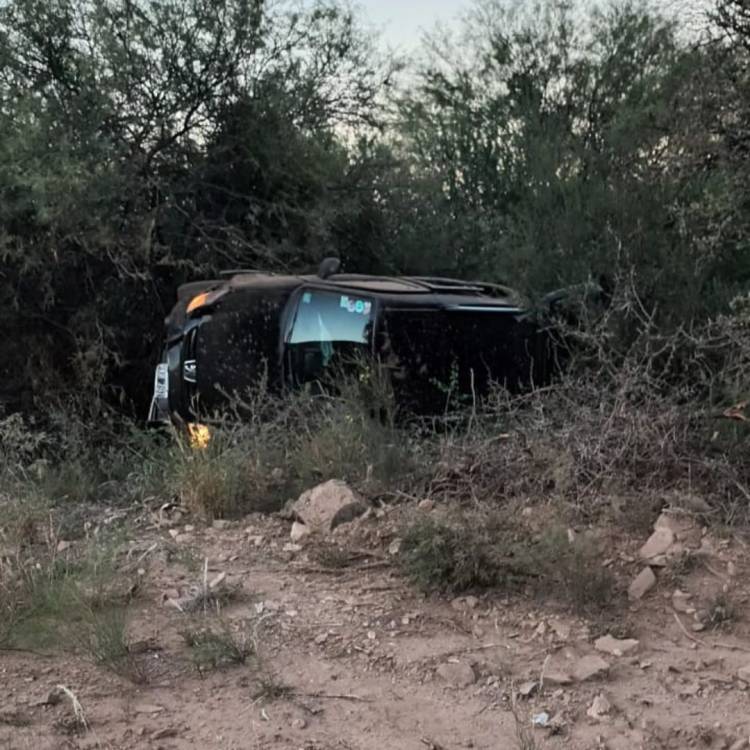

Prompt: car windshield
xmin=286 ymin=289 xmax=374 ymax=383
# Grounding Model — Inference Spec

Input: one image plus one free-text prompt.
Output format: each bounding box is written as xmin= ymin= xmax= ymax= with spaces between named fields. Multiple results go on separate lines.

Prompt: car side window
xmin=286 ymin=289 xmax=374 ymax=383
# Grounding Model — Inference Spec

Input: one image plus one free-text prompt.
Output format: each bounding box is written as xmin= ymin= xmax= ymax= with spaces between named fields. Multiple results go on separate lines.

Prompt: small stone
xmin=212 ymin=519 xmax=231 ymax=530
xmin=586 ymin=693 xmax=611 ymax=720
xmin=174 ymin=534 xmax=192 ymax=544
xmin=595 ymin=635 xmax=639 ymax=657
xmin=315 ymin=633 xmax=329 ymax=645
xmin=672 ymin=590 xmax=694 ymax=614
xmin=290 ymin=522 xmax=310 ymax=542
xmin=152 ymin=728 xmax=179 ymax=740
xmin=639 ymin=528 xmax=675 ymax=560
xmin=737 ymin=664 xmax=750 ymax=682
xmin=283 ymin=543 xmax=302 ymax=553
xmin=543 ymin=669 xmax=573 ymax=686
xmin=437 ymin=662 xmax=477 ymax=688
xmin=184 ymin=525 xmax=195 ymax=533
xmin=367 ymin=630 xmax=376 ymax=640
xmin=418 ymin=499 xmax=435 ymax=511
xmin=134 ymin=704 xmax=165 ymax=715
xmin=628 ymin=567 xmax=657 ymax=601
xmin=517 ymin=681 xmax=538 ymax=697
xmin=292 ymin=718 xmax=307 ymax=730
xmin=728 ymin=562 xmax=738 ymax=577
xmin=694 ymin=608 xmax=709 ymax=624
xmin=573 ymin=655 xmax=609 ymax=682
xmin=388 ymin=538 xmax=402 ymax=556
xmin=168 ymin=529 xmax=179 ymax=539
xmin=56 ymin=540 xmax=73 ymax=553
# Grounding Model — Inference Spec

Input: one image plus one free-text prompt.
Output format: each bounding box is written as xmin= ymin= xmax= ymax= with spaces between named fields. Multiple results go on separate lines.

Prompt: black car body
xmin=148 ymin=262 xmax=562 ymax=425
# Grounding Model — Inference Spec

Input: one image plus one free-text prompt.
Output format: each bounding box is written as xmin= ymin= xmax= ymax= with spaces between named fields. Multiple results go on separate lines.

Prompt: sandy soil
xmin=2 ymin=503 xmax=750 ymax=750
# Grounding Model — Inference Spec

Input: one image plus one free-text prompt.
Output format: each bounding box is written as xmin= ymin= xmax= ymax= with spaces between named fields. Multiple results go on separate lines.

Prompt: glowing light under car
xmin=187 ymin=423 xmax=211 ymax=449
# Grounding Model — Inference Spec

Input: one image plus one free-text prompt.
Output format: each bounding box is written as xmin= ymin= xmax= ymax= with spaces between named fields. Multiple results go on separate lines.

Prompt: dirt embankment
xmin=2 ymin=498 xmax=750 ymax=750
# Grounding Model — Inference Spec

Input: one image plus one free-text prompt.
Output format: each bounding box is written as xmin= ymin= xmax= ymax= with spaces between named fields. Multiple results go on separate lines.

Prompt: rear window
xmin=286 ymin=289 xmax=374 ymax=383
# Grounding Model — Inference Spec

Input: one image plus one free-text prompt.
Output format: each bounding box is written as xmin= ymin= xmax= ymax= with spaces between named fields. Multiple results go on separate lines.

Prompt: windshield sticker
xmin=341 ymin=295 xmax=372 ymax=315
xmin=302 ymin=291 xmax=312 ymax=304
xmin=340 ymin=295 xmax=372 ymax=315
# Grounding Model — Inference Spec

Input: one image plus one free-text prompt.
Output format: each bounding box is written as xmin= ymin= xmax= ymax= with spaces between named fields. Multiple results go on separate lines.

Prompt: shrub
xmin=399 ymin=512 xmax=530 ymax=593
xmin=399 ymin=511 xmax=615 ymax=613
xmin=180 ymin=621 xmax=254 ymax=673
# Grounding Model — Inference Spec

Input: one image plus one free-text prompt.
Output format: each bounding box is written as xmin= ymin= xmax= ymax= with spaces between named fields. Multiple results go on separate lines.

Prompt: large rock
xmin=654 ymin=511 xmax=702 ymax=548
xmin=639 ymin=528 xmax=674 ymax=560
xmin=290 ymin=480 xmax=368 ymax=533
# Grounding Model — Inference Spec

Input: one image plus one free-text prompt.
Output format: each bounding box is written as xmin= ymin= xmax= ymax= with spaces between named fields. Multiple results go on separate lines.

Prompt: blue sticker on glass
xmin=340 ymin=295 xmax=371 ymax=315
xmin=302 ymin=292 xmax=312 ymax=304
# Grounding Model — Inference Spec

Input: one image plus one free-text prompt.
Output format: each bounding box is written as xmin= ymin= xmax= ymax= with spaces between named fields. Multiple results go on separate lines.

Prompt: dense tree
xmin=0 ymin=0 xmax=747 ymax=418
xmin=0 ymin=0 xmax=395 ymax=414
xmin=389 ymin=1 xmax=749 ymax=324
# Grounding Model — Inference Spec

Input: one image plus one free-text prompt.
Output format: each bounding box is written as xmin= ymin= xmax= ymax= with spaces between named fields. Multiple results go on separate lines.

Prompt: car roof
xmin=223 ymin=271 xmax=520 ymax=307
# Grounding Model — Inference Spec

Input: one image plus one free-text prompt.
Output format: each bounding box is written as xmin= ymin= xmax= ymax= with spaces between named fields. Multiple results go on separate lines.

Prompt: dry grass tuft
xmin=706 ymin=591 xmax=737 ymax=630
xmin=509 ymin=690 xmax=541 ymax=750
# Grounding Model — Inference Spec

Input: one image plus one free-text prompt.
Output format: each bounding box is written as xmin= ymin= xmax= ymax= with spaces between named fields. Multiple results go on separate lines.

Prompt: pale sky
xmin=357 ymin=0 xmax=468 ymax=50
xmin=356 ymin=0 xmax=710 ymax=50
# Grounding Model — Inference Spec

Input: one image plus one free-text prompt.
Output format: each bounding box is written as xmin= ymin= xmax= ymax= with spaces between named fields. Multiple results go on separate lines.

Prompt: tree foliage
xmin=391 ymin=1 xmax=749 ymax=327
xmin=0 ymin=0 xmax=395 ymax=413
xmin=0 ymin=0 xmax=748 ymax=416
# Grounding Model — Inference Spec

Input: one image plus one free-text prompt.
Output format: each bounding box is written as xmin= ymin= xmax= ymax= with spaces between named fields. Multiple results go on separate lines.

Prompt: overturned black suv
xmin=148 ymin=260 xmax=594 ymax=426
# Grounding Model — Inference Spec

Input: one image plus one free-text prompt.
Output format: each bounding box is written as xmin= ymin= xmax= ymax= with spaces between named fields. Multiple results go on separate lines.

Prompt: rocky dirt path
xmin=2 ymin=505 xmax=750 ymax=750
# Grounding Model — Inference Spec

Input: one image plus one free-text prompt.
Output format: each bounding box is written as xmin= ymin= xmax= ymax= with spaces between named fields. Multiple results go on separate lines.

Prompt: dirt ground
xmin=2 ymin=502 xmax=750 ymax=750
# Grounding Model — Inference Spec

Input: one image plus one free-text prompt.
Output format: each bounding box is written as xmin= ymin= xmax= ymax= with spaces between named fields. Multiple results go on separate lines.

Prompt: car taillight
xmin=186 ymin=288 xmax=227 ymax=315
